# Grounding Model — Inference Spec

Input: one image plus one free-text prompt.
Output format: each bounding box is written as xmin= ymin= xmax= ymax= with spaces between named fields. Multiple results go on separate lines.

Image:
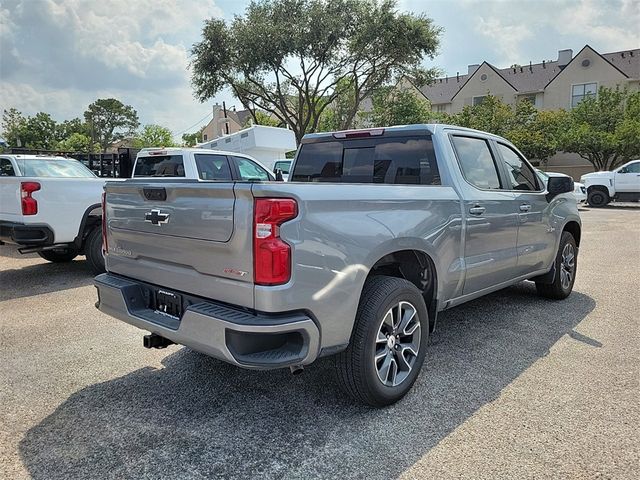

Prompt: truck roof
xmin=1 ymin=154 xmax=70 ymax=161
xmin=301 ymin=123 xmax=508 ymax=143
xmin=136 ymin=147 xmax=257 ymax=159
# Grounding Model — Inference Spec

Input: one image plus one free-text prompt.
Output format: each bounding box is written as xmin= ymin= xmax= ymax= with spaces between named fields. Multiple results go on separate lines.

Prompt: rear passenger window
xmin=497 ymin=143 xmax=540 ymax=191
xmin=0 ymin=159 xmax=15 ymax=176
xmin=134 ymin=155 xmax=185 ymax=177
xmin=451 ymin=136 xmax=501 ymax=190
xmin=291 ymin=137 xmax=440 ymax=185
xmin=195 ymin=154 xmax=232 ymax=181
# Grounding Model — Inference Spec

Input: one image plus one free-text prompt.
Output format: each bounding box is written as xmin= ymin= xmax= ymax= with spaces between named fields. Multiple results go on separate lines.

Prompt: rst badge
xmin=145 ymin=209 xmax=170 ymax=226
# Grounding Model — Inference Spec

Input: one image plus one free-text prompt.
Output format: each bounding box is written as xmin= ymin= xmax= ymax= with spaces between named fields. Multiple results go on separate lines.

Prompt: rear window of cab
xmin=134 ymin=155 xmax=185 ymax=177
xmin=291 ymin=136 xmax=440 ymax=185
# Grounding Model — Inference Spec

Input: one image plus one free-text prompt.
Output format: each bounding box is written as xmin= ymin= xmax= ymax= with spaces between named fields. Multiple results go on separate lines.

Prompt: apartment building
xmin=414 ymin=45 xmax=639 ymax=177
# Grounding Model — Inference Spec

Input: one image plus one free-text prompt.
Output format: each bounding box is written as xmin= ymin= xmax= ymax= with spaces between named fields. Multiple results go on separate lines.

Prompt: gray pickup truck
xmin=95 ymin=124 xmax=580 ymax=406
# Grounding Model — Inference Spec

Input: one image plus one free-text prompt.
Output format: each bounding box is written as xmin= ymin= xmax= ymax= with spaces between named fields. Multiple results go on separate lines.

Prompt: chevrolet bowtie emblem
xmin=145 ymin=209 xmax=170 ymax=226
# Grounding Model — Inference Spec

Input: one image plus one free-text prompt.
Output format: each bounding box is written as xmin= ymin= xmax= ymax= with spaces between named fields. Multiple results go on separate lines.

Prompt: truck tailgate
xmin=104 ymin=180 xmax=255 ymax=309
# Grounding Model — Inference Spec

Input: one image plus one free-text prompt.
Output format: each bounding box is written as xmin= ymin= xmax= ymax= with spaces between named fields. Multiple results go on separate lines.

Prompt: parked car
xmin=272 ymin=160 xmax=292 ymax=181
xmin=580 ymin=160 xmax=640 ymax=207
xmin=95 ymin=124 xmax=580 ymax=406
xmin=133 ymin=148 xmax=276 ymax=181
xmin=537 ymin=169 xmax=586 ymax=204
xmin=0 ymin=155 xmax=106 ymax=273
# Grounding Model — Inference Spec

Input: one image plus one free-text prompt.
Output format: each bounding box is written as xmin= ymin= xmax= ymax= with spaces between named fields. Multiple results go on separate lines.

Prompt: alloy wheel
xmin=374 ymin=301 xmax=421 ymax=387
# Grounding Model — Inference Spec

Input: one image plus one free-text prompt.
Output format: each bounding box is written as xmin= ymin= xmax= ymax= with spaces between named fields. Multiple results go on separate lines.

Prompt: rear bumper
xmin=0 ymin=221 xmax=54 ymax=246
xmin=94 ymin=273 xmax=320 ymax=369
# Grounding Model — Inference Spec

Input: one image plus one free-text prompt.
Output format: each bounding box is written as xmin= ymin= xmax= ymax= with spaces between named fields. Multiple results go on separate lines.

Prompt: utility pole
xmin=222 ymin=101 xmax=230 ymax=135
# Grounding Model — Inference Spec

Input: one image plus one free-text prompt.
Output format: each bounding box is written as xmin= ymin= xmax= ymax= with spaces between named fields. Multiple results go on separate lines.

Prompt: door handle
xmin=519 ymin=204 xmax=531 ymax=212
xmin=469 ymin=205 xmax=486 ymax=215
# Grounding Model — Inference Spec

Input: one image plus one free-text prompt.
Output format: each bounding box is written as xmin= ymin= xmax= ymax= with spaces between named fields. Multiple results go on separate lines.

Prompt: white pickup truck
xmin=0 ymin=154 xmax=106 ymax=273
xmin=580 ymin=160 xmax=640 ymax=207
xmin=133 ymin=147 xmax=277 ymax=181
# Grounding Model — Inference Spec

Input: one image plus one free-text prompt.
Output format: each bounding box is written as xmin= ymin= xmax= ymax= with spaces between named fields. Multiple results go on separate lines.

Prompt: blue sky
xmin=1 ymin=0 xmax=638 ymax=140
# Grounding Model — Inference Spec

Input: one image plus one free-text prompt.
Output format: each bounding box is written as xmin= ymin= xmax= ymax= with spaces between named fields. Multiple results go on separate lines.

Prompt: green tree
xmin=181 ymin=126 xmax=206 ymax=146
xmin=506 ymin=101 xmax=568 ymax=165
xmin=84 ymin=98 xmax=139 ymax=152
xmin=368 ymin=87 xmax=432 ymax=127
xmin=243 ymin=110 xmax=281 ymax=128
xmin=56 ymin=118 xmax=89 ymax=142
xmin=133 ymin=124 xmax=176 ymax=149
xmin=560 ymin=86 xmax=640 ymax=170
xmin=191 ymin=0 xmax=441 ymax=143
xmin=21 ymin=112 xmax=59 ymax=149
xmin=57 ymin=133 xmax=97 ymax=152
xmin=450 ymin=95 xmax=513 ymax=136
xmin=1 ymin=108 xmax=27 ymax=147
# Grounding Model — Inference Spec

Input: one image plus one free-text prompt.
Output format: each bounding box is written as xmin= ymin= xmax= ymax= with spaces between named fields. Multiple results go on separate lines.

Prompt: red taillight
xmin=21 ymin=182 xmax=40 ymax=215
xmin=253 ymin=198 xmax=297 ymax=286
xmin=101 ymin=192 xmax=108 ymax=254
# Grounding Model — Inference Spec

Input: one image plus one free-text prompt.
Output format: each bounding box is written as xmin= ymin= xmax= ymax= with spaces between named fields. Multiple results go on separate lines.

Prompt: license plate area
xmin=155 ymin=289 xmax=183 ymax=319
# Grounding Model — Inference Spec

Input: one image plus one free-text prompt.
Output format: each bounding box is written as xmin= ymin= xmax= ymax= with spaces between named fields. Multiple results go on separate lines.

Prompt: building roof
xmin=420 ymin=47 xmax=640 ymax=104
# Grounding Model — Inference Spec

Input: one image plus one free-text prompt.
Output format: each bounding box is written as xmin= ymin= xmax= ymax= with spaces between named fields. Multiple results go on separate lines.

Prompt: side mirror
xmin=618 ymin=168 xmax=628 ymax=174
xmin=274 ymin=169 xmax=284 ymax=181
xmin=546 ymin=175 xmax=573 ymax=200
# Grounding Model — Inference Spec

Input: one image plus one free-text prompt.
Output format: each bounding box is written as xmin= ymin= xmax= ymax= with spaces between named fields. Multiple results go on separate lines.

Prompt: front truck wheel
xmin=85 ymin=226 xmax=105 ymax=274
xmin=335 ymin=276 xmax=428 ymax=407
xmin=587 ymin=189 xmax=609 ymax=207
xmin=536 ymin=231 xmax=578 ymax=300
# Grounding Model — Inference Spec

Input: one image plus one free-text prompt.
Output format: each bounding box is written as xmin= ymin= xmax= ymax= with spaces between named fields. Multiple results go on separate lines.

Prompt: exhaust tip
xmin=289 ymin=365 xmax=304 ymax=375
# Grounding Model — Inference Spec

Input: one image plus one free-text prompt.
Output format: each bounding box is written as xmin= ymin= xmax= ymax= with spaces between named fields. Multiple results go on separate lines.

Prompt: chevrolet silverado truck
xmin=0 ymin=154 xmax=107 ymax=273
xmin=580 ymin=159 xmax=640 ymax=207
xmin=95 ymin=124 xmax=581 ymax=406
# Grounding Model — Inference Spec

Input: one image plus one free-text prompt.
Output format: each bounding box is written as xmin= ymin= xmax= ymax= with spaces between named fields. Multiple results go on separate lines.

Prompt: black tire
xmin=536 ymin=231 xmax=577 ymax=300
xmin=85 ymin=226 xmax=105 ymax=274
xmin=38 ymin=248 xmax=78 ymax=263
xmin=587 ymin=189 xmax=609 ymax=207
xmin=335 ymin=275 xmax=429 ymax=407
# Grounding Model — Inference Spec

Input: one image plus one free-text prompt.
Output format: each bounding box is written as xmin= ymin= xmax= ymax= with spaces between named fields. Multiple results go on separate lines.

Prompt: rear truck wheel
xmin=85 ymin=226 xmax=105 ymax=274
xmin=587 ymin=189 xmax=609 ymax=207
xmin=536 ymin=231 xmax=577 ymax=300
xmin=335 ymin=275 xmax=428 ymax=407
xmin=38 ymin=248 xmax=78 ymax=263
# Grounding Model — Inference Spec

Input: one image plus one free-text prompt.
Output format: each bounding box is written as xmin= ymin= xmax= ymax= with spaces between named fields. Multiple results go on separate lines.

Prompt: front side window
xmin=571 ymin=82 xmax=597 ymax=108
xmin=234 ymin=157 xmax=270 ymax=181
xmin=451 ymin=136 xmax=501 ymax=190
xmin=291 ymin=136 xmax=440 ymax=185
xmin=0 ymin=159 xmax=15 ymax=176
xmin=134 ymin=155 xmax=185 ymax=177
xmin=619 ymin=161 xmax=640 ymax=174
xmin=195 ymin=154 xmax=232 ymax=181
xmin=273 ymin=161 xmax=291 ymax=174
xmin=496 ymin=143 xmax=540 ymax=191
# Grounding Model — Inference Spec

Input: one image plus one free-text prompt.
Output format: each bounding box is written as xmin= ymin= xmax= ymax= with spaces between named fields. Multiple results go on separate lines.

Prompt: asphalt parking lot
xmin=1 ymin=206 xmax=638 ymax=479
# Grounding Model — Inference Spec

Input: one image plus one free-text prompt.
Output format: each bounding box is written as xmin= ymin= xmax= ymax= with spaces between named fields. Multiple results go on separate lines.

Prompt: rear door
xmin=449 ymin=135 xmax=519 ymax=295
xmin=494 ymin=142 xmax=556 ymax=275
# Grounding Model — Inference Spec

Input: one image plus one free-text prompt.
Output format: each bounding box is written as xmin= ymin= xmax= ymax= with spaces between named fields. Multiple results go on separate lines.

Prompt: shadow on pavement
xmin=19 ymin=283 xmax=596 ymax=479
xmin=0 ymin=259 xmax=93 ymax=302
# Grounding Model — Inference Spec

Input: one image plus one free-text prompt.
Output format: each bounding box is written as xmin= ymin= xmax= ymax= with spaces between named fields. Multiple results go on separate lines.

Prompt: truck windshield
xmin=17 ymin=158 xmax=96 ymax=178
xmin=291 ymin=136 xmax=440 ymax=185
xmin=134 ymin=155 xmax=185 ymax=177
